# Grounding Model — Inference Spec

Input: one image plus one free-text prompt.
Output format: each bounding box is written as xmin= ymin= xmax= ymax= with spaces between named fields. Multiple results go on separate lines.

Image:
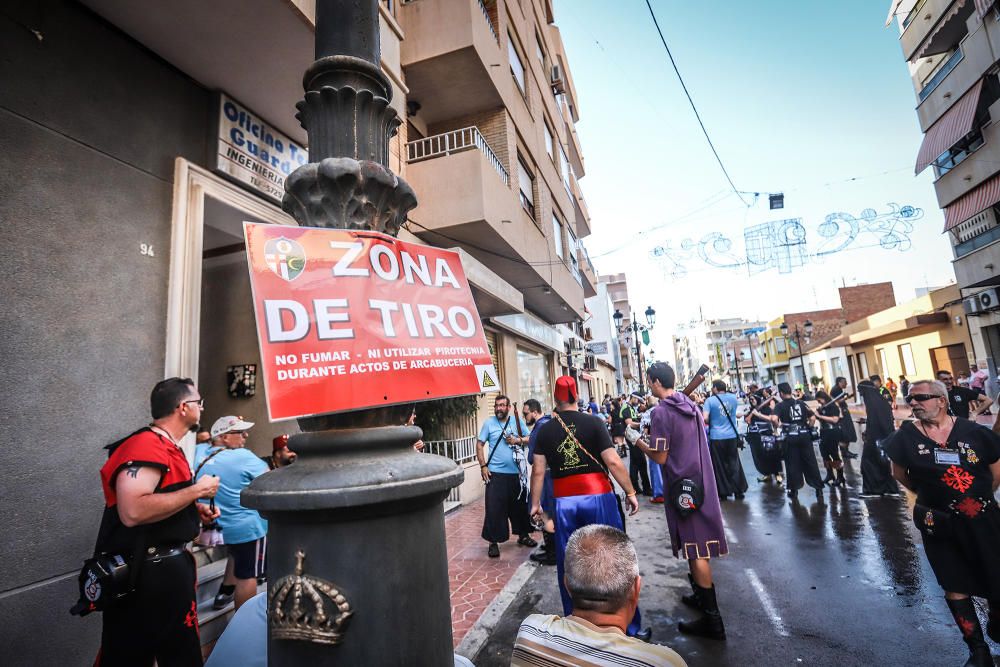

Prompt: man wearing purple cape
xmin=637 ymin=362 xmax=728 ymax=641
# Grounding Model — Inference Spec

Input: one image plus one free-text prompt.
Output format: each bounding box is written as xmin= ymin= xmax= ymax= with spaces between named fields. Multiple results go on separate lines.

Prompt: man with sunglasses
xmin=937 ymin=370 xmax=993 ymax=420
xmin=96 ymin=378 xmax=220 ymax=666
xmin=194 ymin=416 xmax=269 ymax=611
xmin=883 ymin=381 xmax=1000 ymax=667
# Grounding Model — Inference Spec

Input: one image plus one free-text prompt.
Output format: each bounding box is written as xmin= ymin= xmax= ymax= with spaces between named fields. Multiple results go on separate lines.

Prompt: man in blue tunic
xmin=530 ymin=376 xmax=650 ymax=642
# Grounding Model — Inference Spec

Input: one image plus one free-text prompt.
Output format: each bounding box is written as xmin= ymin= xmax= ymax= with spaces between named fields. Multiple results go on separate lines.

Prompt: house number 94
xmin=140 ymin=243 xmax=155 ymax=257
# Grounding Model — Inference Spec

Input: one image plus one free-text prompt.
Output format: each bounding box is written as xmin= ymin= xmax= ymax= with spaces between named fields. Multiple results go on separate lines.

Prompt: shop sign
xmin=215 ymin=94 xmax=308 ymax=203
xmin=492 ymin=312 xmax=563 ymax=352
xmin=586 ymin=341 xmax=608 ymax=355
xmin=244 ymin=222 xmax=499 ymax=421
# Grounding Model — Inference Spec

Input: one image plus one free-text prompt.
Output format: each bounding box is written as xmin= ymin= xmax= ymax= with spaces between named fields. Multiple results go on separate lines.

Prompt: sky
xmin=553 ymin=0 xmax=955 ymax=359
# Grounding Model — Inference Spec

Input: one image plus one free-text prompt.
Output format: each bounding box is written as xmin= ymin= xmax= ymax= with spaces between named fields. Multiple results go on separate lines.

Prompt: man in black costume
xmin=857 ymin=378 xmax=900 ymax=497
xmin=830 ymin=377 xmax=858 ymax=459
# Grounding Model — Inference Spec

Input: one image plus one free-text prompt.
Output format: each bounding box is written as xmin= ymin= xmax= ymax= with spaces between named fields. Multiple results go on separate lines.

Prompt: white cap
xmin=210 ymin=415 xmax=255 ymax=439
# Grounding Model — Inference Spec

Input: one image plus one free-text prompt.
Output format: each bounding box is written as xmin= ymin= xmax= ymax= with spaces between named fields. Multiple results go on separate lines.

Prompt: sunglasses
xmin=905 ymin=393 xmax=942 ymax=404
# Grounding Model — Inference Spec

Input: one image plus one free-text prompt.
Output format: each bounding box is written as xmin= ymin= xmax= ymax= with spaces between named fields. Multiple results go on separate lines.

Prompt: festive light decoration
xmin=649 ymin=203 xmax=922 ymax=277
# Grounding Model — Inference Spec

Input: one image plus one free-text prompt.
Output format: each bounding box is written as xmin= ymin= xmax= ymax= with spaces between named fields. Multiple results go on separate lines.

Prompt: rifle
xmin=681 ymin=364 xmax=711 ymax=397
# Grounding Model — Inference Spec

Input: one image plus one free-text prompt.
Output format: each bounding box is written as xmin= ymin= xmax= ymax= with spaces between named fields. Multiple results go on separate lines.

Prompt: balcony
xmin=934 ymin=100 xmax=1000 ymax=206
xmin=953 ymin=205 xmax=1000 ymax=257
xmin=399 ymin=0 xmax=504 ymax=125
xmin=405 ymin=128 xmax=585 ymax=323
xmin=952 ymin=207 xmax=1000 ymax=288
xmin=900 ymin=0 xmax=975 ymax=63
xmin=915 ymin=12 xmax=991 ymax=129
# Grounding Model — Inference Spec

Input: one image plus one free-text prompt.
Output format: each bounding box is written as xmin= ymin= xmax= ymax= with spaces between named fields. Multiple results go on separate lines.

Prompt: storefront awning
xmin=975 ymin=0 xmax=998 ymax=18
xmin=915 ymin=78 xmax=983 ymax=174
xmin=914 ymin=0 xmax=969 ymax=60
xmin=943 ymin=171 xmax=1000 ymax=231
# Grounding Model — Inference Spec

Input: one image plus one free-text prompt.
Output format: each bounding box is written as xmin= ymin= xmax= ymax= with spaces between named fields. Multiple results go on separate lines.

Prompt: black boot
xmin=529 ymin=531 xmax=557 ymax=565
xmin=680 ymin=573 xmax=701 ymax=610
xmin=678 ymin=582 xmax=726 ymax=640
xmin=836 ymin=469 xmax=847 ymax=488
xmin=946 ymin=598 xmax=993 ymax=667
xmin=822 ymin=466 xmax=835 ymax=486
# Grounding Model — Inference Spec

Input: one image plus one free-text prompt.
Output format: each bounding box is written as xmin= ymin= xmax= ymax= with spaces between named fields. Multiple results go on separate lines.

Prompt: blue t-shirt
xmin=587 ymin=401 xmax=599 ymax=415
xmin=194 ymin=444 xmax=269 ymax=545
xmin=478 ymin=416 xmax=521 ymax=474
xmin=527 ymin=415 xmax=553 ymax=460
xmin=705 ymin=393 xmax=739 ymax=440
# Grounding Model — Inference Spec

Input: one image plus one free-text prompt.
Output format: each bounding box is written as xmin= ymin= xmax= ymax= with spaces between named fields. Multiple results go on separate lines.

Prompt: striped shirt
xmin=512 ymin=614 xmax=687 ymax=667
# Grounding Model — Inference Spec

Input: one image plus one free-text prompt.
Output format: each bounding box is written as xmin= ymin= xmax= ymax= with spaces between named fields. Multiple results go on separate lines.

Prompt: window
xmin=831 ymin=357 xmax=844 ymax=381
xmin=535 ymin=33 xmax=546 ymax=68
xmin=518 ymin=156 xmax=535 ymax=218
xmin=552 ymin=214 xmax=564 ymax=258
xmin=857 ymin=351 xmax=870 ymax=379
xmin=544 ymin=120 xmax=554 ymax=160
xmin=899 ymin=343 xmax=916 ymax=376
xmin=775 ymin=336 xmax=787 ymax=353
xmin=568 ymin=227 xmax=579 ymax=280
xmin=877 ymin=348 xmax=889 ymax=376
xmin=508 ymin=33 xmax=526 ymax=94
xmin=559 ymin=145 xmax=572 ymax=196
xmin=517 ymin=347 xmax=551 ymax=411
xmin=933 ymin=126 xmax=985 ymax=178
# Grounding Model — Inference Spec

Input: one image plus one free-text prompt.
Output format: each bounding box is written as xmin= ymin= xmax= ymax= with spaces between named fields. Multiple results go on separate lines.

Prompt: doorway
xmin=930 ymin=343 xmax=970 ymax=378
xmin=165 ymin=159 xmax=298 ymax=459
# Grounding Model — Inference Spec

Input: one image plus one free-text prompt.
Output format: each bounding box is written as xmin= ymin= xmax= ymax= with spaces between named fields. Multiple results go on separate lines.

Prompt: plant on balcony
xmin=414 ymin=395 xmax=481 ymax=440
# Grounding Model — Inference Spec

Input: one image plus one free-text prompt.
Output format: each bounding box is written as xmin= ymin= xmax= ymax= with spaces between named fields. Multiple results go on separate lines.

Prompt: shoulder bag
xmin=714 ymin=395 xmax=745 ymax=449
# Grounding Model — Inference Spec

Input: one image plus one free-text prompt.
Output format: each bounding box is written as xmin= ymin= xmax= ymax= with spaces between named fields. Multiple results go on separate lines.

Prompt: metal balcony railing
xmin=954 ymin=206 xmax=1000 ymax=256
xmin=406 ymin=127 xmax=509 ymax=186
xmin=478 ymin=0 xmax=498 ymax=42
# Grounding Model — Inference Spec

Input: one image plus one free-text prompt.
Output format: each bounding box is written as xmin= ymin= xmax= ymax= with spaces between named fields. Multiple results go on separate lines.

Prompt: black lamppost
xmin=242 ymin=2 xmax=462 ymax=664
xmin=780 ymin=320 xmax=813 ymax=389
xmin=744 ymin=330 xmax=761 ymax=384
xmin=614 ymin=306 xmax=655 ymax=393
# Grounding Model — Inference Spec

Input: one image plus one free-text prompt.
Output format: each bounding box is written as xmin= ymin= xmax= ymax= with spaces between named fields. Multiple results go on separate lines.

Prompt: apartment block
xmin=890 ymin=0 xmax=1000 ymax=391
xmin=672 ymin=317 xmax=766 ymax=391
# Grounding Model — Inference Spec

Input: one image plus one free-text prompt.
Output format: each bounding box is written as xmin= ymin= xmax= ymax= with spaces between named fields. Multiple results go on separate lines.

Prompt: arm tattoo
xmin=125 ymin=466 xmax=141 ymax=479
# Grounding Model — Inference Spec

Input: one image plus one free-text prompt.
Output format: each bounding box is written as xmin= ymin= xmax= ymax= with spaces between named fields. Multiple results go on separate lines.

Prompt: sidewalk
xmin=445 ymin=496 xmax=534 ymax=647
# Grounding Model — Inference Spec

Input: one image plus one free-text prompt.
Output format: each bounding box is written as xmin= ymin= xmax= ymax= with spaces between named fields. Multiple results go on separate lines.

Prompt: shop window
xmin=517 ymin=347 xmax=552 ymax=410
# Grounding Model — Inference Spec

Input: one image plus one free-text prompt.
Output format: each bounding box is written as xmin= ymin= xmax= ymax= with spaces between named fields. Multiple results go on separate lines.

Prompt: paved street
xmin=470 ymin=445 xmax=1000 ymax=666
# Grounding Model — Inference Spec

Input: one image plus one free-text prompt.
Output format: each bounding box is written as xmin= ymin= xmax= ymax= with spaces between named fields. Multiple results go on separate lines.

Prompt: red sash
xmin=553 ymin=472 xmax=613 ymax=498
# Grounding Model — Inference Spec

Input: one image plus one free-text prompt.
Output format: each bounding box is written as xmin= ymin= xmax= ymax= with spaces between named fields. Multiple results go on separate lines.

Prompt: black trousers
xmin=708 ymin=438 xmax=749 ymax=496
xmin=97 ymin=551 xmax=201 ymax=667
xmin=783 ymin=433 xmax=823 ymax=492
xmin=628 ymin=444 xmax=650 ymax=495
xmin=482 ymin=471 xmax=532 ymax=543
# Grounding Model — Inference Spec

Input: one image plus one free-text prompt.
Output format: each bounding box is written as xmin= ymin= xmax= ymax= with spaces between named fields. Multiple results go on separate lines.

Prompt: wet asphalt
xmin=472 ymin=446 xmax=1000 ymax=667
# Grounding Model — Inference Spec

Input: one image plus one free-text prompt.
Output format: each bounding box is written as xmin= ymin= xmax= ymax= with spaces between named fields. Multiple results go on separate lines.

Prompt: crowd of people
xmin=84 ymin=361 xmax=1000 ymax=665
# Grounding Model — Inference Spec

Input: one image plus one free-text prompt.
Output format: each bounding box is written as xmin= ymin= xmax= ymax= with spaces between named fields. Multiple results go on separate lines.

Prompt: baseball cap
xmin=272 ymin=434 xmax=289 ymax=451
xmin=210 ymin=415 xmax=255 ymax=439
xmin=629 ymin=391 xmax=644 ymax=400
xmin=554 ymin=376 xmax=578 ymax=403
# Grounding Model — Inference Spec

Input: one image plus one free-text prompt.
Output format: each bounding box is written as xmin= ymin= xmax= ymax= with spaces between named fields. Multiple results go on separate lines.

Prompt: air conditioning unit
xmin=550 ymin=64 xmax=566 ymax=95
xmin=963 ymin=296 xmax=982 ymax=315
xmin=978 ymin=287 xmax=1000 ymax=311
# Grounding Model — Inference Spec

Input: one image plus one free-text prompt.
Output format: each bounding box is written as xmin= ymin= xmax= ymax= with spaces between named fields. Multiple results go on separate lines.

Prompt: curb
xmin=455 ymin=559 xmax=538 ymax=660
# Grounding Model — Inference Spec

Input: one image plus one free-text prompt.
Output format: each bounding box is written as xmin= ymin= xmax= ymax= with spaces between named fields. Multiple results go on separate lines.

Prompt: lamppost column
xmin=243 ymin=2 xmax=462 ymax=665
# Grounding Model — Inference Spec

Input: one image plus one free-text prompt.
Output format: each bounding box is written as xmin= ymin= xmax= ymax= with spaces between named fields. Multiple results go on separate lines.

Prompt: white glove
xmin=625 ymin=427 xmax=640 ymax=445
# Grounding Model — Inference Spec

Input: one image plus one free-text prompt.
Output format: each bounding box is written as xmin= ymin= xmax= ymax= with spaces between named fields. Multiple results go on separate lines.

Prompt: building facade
xmin=1 ymin=0 xmax=599 ymax=660
xmin=672 ymin=317 xmax=766 ymax=391
xmin=891 ymin=0 xmax=1000 ymax=395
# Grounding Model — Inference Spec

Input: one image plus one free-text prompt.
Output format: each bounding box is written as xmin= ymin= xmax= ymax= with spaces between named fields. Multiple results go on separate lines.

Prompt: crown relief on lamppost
xmin=270 ymin=550 xmax=354 ymax=646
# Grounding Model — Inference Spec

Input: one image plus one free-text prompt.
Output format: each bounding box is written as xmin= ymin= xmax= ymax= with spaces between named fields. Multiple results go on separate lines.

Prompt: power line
xmin=644 ymin=0 xmax=752 ymax=207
